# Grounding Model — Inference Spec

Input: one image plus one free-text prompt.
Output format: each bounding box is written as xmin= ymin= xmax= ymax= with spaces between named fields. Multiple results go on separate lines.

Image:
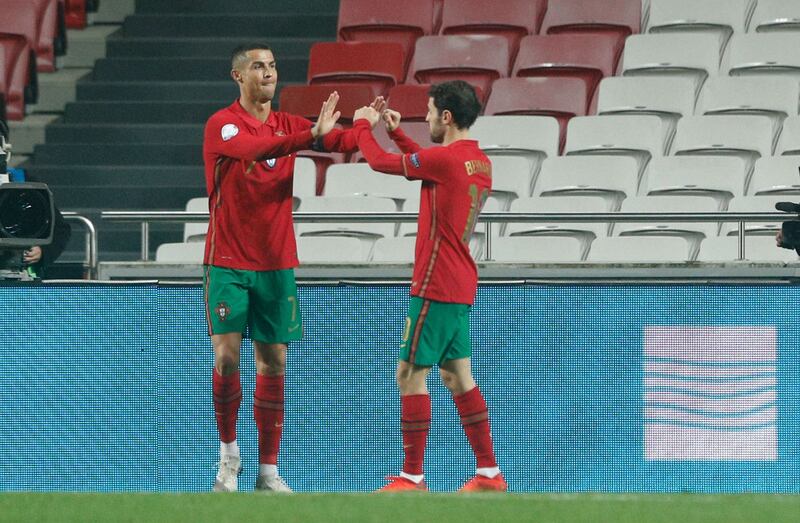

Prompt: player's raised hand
xmin=370 ymin=96 xmax=387 ymax=114
xmin=354 ymin=106 xmax=381 ymax=128
xmin=382 ymin=109 xmax=401 ymax=132
xmin=312 ymin=91 xmax=341 ymax=138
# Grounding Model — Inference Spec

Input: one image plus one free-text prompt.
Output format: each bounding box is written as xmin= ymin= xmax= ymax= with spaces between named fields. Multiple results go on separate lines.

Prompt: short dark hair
xmin=231 ymin=43 xmax=272 ymax=69
xmin=428 ymin=81 xmax=482 ymax=130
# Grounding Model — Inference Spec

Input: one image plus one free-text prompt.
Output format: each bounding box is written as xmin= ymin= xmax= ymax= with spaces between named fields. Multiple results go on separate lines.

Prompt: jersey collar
xmin=230 ymin=98 xmax=277 ymax=129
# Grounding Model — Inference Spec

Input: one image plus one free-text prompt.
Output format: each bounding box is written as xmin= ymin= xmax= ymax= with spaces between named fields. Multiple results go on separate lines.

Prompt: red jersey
xmin=353 ymin=120 xmax=492 ymax=305
xmin=202 ymin=100 xmax=356 ymax=270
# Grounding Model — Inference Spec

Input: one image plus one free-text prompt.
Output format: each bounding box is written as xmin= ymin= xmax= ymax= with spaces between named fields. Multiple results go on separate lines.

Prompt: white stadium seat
xmin=641 ymin=156 xmax=748 ymax=209
xmin=720 ymin=195 xmax=789 ymax=236
xmin=647 ymin=0 xmax=754 ymax=55
xmin=750 ymin=0 xmax=800 ymax=33
xmin=296 ymin=236 xmax=367 ymax=263
xmin=490 ymin=236 xmax=585 ymax=263
xmin=748 ymin=156 xmax=800 ymax=196
xmin=323 ymin=162 xmax=421 ymax=208
xmin=155 ymin=241 xmax=205 ymax=263
xmin=621 ymin=34 xmax=721 ymax=97
xmin=293 ymin=157 xmax=318 ymax=210
xmin=533 ymin=156 xmax=639 ymax=210
xmin=587 ymin=236 xmax=692 ymax=262
xmin=491 ymin=156 xmax=536 ymax=209
xmin=183 ymin=197 xmax=208 ymax=243
xmin=698 ymin=235 xmax=798 ymax=262
xmin=296 ymin=196 xmax=397 ymax=246
xmin=370 ymin=237 xmax=417 ymax=263
xmin=724 ymin=34 xmax=800 ymax=80
xmin=777 ymin=116 xmax=800 ymax=155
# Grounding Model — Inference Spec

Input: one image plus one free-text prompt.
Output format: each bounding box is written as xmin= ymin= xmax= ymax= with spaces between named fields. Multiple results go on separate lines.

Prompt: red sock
xmin=454 ymin=387 xmax=497 ymax=468
xmin=401 ymin=394 xmax=431 ymax=476
xmin=213 ymin=369 xmax=241 ymax=443
xmin=254 ymin=374 xmax=284 ymax=465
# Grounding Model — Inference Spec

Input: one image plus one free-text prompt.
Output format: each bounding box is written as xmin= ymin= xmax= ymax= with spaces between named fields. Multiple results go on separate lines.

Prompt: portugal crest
xmin=265 ymin=158 xmax=277 ymax=168
xmin=215 ymin=302 xmax=231 ymax=322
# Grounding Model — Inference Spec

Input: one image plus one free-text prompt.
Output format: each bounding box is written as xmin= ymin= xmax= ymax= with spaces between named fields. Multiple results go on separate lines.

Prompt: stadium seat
xmin=32 ymin=0 xmax=61 ymax=72
xmin=586 ymin=236 xmax=692 ymax=262
xmin=719 ymin=195 xmax=788 ymax=237
xmin=749 ymin=0 xmax=800 ymax=33
xmin=407 ymin=35 xmax=510 ymax=99
xmin=386 ymin=84 xmax=433 ymax=121
xmin=370 ymin=236 xmax=417 ymax=263
xmin=438 ymin=0 xmax=546 ymax=61
xmin=641 ymin=156 xmax=747 ymax=209
xmin=155 ymin=241 xmax=205 ymax=263
xmin=183 ymin=197 xmax=207 ymax=243
xmin=484 ymin=77 xmax=590 ymax=152
xmin=279 ymin=84 xmax=376 ymax=124
xmin=490 ymin=236 xmax=586 ymax=263
xmin=505 ymin=195 xmax=610 ymax=258
xmin=696 ymin=77 xmax=798 ymax=145
xmin=613 ymin=195 xmax=720 ymax=259
xmin=470 ymin=115 xmax=559 ymax=187
xmin=487 ymin=156 xmax=532 ymax=210
xmin=513 ymin=34 xmax=620 ymax=100
xmin=646 ymin=0 xmax=754 ymax=56
xmin=323 ymin=163 xmax=421 ymax=208
xmin=297 ymin=236 xmax=368 ymax=263
xmin=748 ymin=156 xmax=800 ymax=196
xmin=671 ymin=116 xmax=774 ymax=178
xmin=0 ymin=0 xmax=53 ymax=75
xmin=697 ymin=235 xmax=798 ymax=262
xmin=621 ymin=34 xmax=720 ymax=97
xmin=0 ymin=34 xmax=34 ymax=119
xmin=725 ymin=34 xmax=800 ymax=80
xmin=65 ymin=0 xmax=87 ymax=29
xmin=596 ymin=76 xmax=696 ymax=150
xmin=777 ymin=116 xmax=800 ymax=155
xmin=337 ymin=0 xmax=436 ymax=68
xmin=296 ymin=196 xmax=397 ymax=251
xmin=540 ymin=0 xmax=642 ymax=65
xmin=293 ymin=157 xmax=318 ymax=206
xmin=0 ymin=51 xmax=6 ymax=120
xmin=564 ymin=115 xmax=667 ymax=177
xmin=533 ymin=156 xmax=640 ymax=211
xmin=307 ymin=42 xmax=405 ymax=97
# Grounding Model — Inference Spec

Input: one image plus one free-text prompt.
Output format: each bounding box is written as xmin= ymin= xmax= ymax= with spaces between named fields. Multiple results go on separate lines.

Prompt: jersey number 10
xmin=461 ymin=184 xmax=489 ymax=245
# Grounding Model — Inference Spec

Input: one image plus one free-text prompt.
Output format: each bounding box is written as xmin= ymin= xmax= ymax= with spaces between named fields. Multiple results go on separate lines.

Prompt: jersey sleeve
xmin=204 ymin=113 xmax=314 ymax=161
xmin=388 ymin=127 xmax=423 ymax=154
xmin=289 ymin=114 xmax=360 ymax=154
xmin=354 ymin=120 xmax=449 ymax=182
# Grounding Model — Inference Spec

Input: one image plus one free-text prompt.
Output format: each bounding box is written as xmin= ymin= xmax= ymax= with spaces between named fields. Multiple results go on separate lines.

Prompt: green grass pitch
xmin=1 ymin=493 xmax=799 ymax=523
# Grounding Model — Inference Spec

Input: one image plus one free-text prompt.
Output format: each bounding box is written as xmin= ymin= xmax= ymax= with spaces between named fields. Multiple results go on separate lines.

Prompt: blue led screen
xmin=1 ymin=283 xmax=798 ymax=493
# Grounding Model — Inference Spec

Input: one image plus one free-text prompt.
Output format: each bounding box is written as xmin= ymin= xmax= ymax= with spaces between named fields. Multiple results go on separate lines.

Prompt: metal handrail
xmin=101 ymin=210 xmax=791 ymax=262
xmin=62 ymin=213 xmax=98 ymax=279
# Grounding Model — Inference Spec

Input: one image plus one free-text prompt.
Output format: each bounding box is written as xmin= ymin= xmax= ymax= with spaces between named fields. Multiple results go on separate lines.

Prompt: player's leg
xmin=439 ymin=309 xmax=507 ymax=492
xmin=378 ymin=297 xmax=445 ymax=492
xmin=205 ymin=266 xmax=249 ymax=492
xmin=249 ymin=269 xmax=301 ymax=493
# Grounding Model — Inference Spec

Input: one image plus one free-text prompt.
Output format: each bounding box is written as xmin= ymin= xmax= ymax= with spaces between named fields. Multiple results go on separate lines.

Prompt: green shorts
xmin=399 ymin=296 xmax=472 ymax=367
xmin=203 ymin=265 xmax=302 ymax=344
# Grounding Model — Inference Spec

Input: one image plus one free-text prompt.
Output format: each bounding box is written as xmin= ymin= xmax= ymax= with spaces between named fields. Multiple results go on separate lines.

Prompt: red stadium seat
xmin=279 ymin=84 xmax=377 ymax=124
xmin=0 ymin=34 xmax=35 ymax=120
xmin=32 ymin=0 xmax=60 ymax=71
xmin=484 ymin=77 xmax=590 ymax=152
xmin=307 ymin=42 xmax=405 ymax=97
xmin=439 ymin=0 xmax=546 ymax=61
xmin=513 ymin=34 xmax=618 ymax=102
xmin=351 ymin=120 xmax=435 ymax=163
xmin=0 ymin=51 xmax=6 ymax=121
xmin=541 ymin=0 xmax=642 ymax=65
xmin=407 ymin=35 xmax=510 ymax=101
xmin=64 ymin=0 xmax=87 ymax=30
xmin=337 ymin=0 xmax=436 ymax=68
xmin=386 ymin=83 xmax=485 ymax=122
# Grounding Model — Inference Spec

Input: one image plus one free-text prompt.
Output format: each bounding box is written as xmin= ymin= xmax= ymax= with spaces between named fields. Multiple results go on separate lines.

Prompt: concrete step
xmin=61 ymin=220 xmax=185 ymax=262
xmin=76 ymin=80 xmax=241 ymax=102
xmin=46 ymin=123 xmax=204 ymax=144
xmin=105 ymin=36 xmax=320 ymax=59
xmin=134 ymin=0 xmax=339 ymax=14
xmin=63 ymin=101 xmax=222 ymax=123
xmin=28 ymin=165 xmax=204 ymax=187
xmin=92 ymin=0 xmax=136 ymax=24
xmin=63 ymin=26 xmax=119 ymax=68
xmin=121 ymin=14 xmax=337 ymax=38
xmin=35 ymin=181 xmax=205 ymax=209
xmin=34 ymin=68 xmax=92 ymax=113
xmin=91 ymin=56 xmax=309 ymax=82
xmin=7 ymin=115 xmax=61 ymax=154
xmin=33 ymin=143 xmax=202 ymax=165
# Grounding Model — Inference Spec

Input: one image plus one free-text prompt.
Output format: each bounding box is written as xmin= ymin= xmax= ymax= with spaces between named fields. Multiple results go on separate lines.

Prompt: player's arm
xmin=206 ymin=92 xmax=340 ymax=161
xmin=383 ymin=109 xmax=422 ymax=154
xmin=353 ymin=112 xmax=448 ymax=182
xmin=298 ymin=96 xmax=389 ymax=154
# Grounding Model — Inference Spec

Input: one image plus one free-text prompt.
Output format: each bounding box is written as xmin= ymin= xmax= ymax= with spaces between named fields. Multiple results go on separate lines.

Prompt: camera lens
xmin=0 ymin=189 xmax=51 ymax=238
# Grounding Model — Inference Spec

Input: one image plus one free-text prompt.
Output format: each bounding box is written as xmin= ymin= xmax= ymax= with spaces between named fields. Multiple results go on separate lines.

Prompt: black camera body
xmin=776 ymin=201 xmax=800 ymax=252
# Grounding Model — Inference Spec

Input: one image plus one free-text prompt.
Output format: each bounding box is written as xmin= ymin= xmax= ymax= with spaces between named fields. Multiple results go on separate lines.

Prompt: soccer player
xmin=203 ymin=43 xmax=381 ymax=493
xmin=352 ymin=81 xmax=507 ymax=492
